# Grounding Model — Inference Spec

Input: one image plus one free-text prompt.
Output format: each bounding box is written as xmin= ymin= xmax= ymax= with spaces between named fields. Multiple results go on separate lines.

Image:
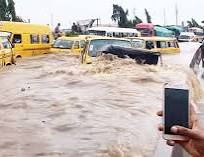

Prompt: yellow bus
xmin=0 ymin=35 xmax=15 ymax=67
xmin=0 ymin=21 xmax=53 ymax=59
xmin=128 ymin=37 xmax=180 ymax=54
xmin=51 ymin=36 xmax=86 ymax=54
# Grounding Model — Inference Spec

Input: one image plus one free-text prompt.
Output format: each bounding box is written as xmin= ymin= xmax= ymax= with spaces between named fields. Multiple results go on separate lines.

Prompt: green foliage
xmin=133 ymin=16 xmax=143 ymax=26
xmin=65 ymin=32 xmax=79 ymax=37
xmin=0 ymin=0 xmax=23 ymax=22
xmin=111 ymin=4 xmax=133 ymax=28
xmin=145 ymin=9 xmax=152 ymax=23
xmin=0 ymin=0 xmax=8 ymax=20
xmin=187 ymin=18 xmax=203 ymax=29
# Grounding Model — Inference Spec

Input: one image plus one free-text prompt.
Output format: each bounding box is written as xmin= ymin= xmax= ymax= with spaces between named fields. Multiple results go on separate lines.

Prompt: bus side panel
xmin=4 ymin=48 xmax=13 ymax=65
xmin=0 ymin=50 xmax=5 ymax=67
xmin=12 ymin=33 xmax=33 ymax=58
xmin=33 ymin=34 xmax=52 ymax=56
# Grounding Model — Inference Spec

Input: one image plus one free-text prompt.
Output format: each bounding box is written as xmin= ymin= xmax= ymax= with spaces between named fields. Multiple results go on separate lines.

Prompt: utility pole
xmin=133 ymin=8 xmax=136 ymax=17
xmin=96 ymin=18 xmax=99 ymax=27
xmin=175 ymin=4 xmax=178 ymax=26
xmin=163 ymin=8 xmax=166 ymax=26
xmin=51 ymin=13 xmax=54 ymax=29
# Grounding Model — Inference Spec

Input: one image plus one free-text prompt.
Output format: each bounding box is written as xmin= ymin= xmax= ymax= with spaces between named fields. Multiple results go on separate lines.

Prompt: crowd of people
xmin=53 ymin=22 xmax=82 ymax=39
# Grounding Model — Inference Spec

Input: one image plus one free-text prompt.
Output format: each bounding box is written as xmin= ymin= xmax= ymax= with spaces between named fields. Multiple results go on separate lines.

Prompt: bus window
xmin=157 ymin=41 xmax=167 ymax=48
xmin=156 ymin=41 xmax=161 ymax=48
xmin=160 ymin=41 xmax=167 ymax=48
xmin=41 ymin=35 xmax=49 ymax=43
xmin=12 ymin=34 xmax=22 ymax=44
xmin=132 ymin=39 xmax=144 ymax=48
xmin=168 ymin=42 xmax=176 ymax=48
xmin=30 ymin=35 xmax=40 ymax=44
xmin=74 ymin=41 xmax=79 ymax=49
xmin=146 ymin=41 xmax=154 ymax=49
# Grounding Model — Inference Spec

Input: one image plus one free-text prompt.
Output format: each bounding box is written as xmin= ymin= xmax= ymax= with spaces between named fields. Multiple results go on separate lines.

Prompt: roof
xmin=180 ymin=32 xmax=195 ymax=36
xmin=165 ymin=25 xmax=184 ymax=31
xmin=88 ymin=27 xmax=140 ymax=34
xmin=58 ymin=36 xmax=87 ymax=41
xmin=0 ymin=21 xmax=51 ymax=34
xmin=154 ymin=26 xmax=174 ymax=33
xmin=154 ymin=26 xmax=174 ymax=37
xmin=135 ymin=23 xmax=154 ymax=29
xmin=86 ymin=36 xmax=131 ymax=42
xmin=129 ymin=36 xmax=177 ymax=41
xmin=188 ymin=27 xmax=203 ymax=33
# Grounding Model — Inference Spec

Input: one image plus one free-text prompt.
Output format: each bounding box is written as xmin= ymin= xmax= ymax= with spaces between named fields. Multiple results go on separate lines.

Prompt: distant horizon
xmin=14 ymin=0 xmax=204 ymax=29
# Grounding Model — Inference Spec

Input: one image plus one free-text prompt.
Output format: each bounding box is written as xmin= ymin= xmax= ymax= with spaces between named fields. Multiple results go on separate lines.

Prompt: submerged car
xmin=0 ymin=36 xmax=15 ymax=67
xmin=51 ymin=36 xmax=86 ymax=54
xmin=81 ymin=37 xmax=160 ymax=65
xmin=101 ymin=45 xmax=161 ymax=65
xmin=128 ymin=37 xmax=180 ymax=54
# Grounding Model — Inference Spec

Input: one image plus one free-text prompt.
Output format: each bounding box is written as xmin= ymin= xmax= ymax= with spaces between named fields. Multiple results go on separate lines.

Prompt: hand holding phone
xmin=163 ymin=84 xmax=190 ymax=141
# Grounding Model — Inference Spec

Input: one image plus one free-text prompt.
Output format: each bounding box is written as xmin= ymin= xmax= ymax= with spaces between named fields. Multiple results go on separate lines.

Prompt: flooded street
xmin=0 ymin=43 xmax=204 ymax=157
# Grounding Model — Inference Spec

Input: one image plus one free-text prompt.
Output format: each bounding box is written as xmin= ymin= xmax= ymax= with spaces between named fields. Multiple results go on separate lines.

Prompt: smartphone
xmin=163 ymin=84 xmax=190 ymax=140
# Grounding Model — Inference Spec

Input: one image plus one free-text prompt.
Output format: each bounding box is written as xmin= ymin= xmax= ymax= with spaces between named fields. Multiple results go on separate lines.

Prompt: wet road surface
xmin=0 ymin=42 xmax=203 ymax=157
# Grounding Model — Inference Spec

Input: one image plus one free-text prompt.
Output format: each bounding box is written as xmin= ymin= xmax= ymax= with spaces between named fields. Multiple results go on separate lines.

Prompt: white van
xmin=178 ymin=32 xmax=196 ymax=42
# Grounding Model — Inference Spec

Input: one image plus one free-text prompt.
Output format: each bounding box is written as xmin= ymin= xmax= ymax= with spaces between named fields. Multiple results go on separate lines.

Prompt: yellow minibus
xmin=51 ymin=36 xmax=86 ymax=54
xmin=0 ymin=21 xmax=53 ymax=59
xmin=0 ymin=35 xmax=15 ymax=67
xmin=129 ymin=37 xmax=180 ymax=54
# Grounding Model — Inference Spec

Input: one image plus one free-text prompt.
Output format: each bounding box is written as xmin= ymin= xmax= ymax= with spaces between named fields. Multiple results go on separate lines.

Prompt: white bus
xmin=88 ymin=27 xmax=141 ymax=38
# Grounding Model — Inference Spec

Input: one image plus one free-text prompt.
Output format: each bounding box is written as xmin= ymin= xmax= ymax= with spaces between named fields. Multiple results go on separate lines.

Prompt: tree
xmin=145 ymin=8 xmax=152 ymax=23
xmin=132 ymin=16 xmax=143 ymax=26
xmin=187 ymin=18 xmax=203 ymax=29
xmin=187 ymin=20 xmax=193 ymax=28
xmin=0 ymin=0 xmax=23 ymax=22
xmin=7 ymin=0 xmax=16 ymax=21
xmin=0 ymin=0 xmax=8 ymax=21
xmin=111 ymin=4 xmax=133 ymax=28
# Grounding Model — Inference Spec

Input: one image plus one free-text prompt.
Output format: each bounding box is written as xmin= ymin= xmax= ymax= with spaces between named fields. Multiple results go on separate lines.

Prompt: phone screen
xmin=164 ymin=88 xmax=189 ymax=135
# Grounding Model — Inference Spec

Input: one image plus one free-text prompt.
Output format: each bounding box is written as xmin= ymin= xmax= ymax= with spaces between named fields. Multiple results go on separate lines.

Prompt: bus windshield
xmin=131 ymin=39 xmax=145 ymax=48
xmin=0 ymin=31 xmax=11 ymax=38
xmin=88 ymin=39 xmax=131 ymax=57
xmin=179 ymin=35 xmax=191 ymax=39
xmin=53 ymin=40 xmax=73 ymax=49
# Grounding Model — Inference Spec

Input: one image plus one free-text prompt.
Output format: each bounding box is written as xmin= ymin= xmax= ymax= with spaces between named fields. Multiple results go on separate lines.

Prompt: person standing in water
xmin=54 ymin=23 xmax=61 ymax=39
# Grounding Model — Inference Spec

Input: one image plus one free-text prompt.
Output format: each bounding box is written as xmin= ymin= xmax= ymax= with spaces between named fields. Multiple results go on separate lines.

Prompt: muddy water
xmin=0 ymin=43 xmax=203 ymax=157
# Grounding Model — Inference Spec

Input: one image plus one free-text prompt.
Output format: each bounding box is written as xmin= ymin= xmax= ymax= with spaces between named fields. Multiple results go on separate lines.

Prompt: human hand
xmin=157 ymin=103 xmax=204 ymax=157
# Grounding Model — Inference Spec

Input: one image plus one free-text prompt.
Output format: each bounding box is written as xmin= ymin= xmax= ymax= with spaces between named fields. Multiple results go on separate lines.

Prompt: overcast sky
xmin=14 ymin=0 xmax=204 ymax=29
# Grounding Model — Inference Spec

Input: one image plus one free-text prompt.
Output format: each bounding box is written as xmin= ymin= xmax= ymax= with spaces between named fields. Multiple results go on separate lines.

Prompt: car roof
xmin=57 ymin=36 xmax=86 ymax=41
xmin=128 ymin=36 xmax=177 ymax=41
xmin=180 ymin=32 xmax=195 ymax=36
xmin=86 ymin=36 xmax=131 ymax=42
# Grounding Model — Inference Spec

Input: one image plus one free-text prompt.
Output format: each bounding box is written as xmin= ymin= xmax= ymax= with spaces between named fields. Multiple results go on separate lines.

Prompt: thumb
xmin=171 ymin=126 xmax=200 ymax=139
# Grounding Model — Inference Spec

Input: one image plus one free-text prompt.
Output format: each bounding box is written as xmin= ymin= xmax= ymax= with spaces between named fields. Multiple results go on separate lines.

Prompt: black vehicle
xmin=100 ymin=45 xmax=161 ymax=65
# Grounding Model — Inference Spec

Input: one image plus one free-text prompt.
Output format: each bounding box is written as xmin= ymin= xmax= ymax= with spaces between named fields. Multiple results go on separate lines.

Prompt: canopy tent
xmin=165 ymin=25 xmax=184 ymax=37
xmin=135 ymin=23 xmax=154 ymax=29
xmin=154 ymin=26 xmax=174 ymax=37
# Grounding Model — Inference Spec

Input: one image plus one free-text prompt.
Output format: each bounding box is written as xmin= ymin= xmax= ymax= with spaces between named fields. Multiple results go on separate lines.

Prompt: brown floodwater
xmin=0 ymin=43 xmax=203 ymax=157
